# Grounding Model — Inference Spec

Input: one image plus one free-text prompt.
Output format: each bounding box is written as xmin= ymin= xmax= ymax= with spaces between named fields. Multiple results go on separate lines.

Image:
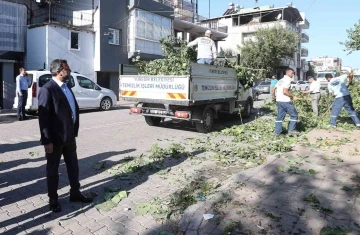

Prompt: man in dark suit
xmin=38 ymin=59 xmax=92 ymax=213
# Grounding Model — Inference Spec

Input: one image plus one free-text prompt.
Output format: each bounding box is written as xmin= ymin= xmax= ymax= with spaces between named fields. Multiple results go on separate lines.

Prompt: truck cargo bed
xmin=120 ymin=63 xmax=238 ymax=106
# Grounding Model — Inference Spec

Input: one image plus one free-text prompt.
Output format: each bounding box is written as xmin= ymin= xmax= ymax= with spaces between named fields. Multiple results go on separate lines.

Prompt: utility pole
xmin=208 ymin=0 xmax=210 ymax=18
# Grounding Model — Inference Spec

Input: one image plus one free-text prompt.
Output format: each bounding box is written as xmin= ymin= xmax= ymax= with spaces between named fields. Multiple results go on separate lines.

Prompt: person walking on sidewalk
xmin=272 ymin=68 xmax=299 ymax=136
xmin=16 ymin=68 xmax=29 ymax=121
xmin=326 ymin=73 xmax=360 ymax=127
xmin=38 ymin=59 xmax=93 ymax=213
xmin=187 ymin=30 xmax=217 ymax=65
xmin=301 ymin=76 xmax=321 ymax=116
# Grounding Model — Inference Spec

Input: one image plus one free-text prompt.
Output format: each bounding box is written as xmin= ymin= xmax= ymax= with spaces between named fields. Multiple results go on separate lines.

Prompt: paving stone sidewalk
xmin=1 ymin=114 xmax=360 ymax=235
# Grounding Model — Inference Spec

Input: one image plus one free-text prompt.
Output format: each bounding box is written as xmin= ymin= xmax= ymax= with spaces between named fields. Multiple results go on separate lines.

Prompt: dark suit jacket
xmin=38 ymin=79 xmax=80 ymax=145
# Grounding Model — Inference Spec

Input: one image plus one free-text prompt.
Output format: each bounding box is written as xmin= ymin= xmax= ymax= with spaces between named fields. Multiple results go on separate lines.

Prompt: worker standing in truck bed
xmin=187 ymin=30 xmax=217 ymax=65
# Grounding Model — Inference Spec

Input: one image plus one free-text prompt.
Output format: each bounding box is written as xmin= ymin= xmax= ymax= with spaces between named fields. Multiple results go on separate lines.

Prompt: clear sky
xmin=197 ymin=0 xmax=360 ymax=69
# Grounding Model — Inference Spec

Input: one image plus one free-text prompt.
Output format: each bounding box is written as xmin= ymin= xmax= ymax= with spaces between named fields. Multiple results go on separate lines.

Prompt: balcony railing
xmin=29 ymin=4 xmax=93 ymax=28
xmin=197 ymin=20 xmax=228 ymax=33
xmin=156 ymin=0 xmax=228 ymax=33
xmin=299 ymin=18 xmax=310 ymax=29
xmin=301 ymin=47 xmax=308 ymax=57
xmin=301 ymin=32 xmax=309 ymax=43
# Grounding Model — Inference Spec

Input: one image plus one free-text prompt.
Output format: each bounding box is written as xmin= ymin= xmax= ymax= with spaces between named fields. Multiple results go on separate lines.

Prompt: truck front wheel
xmin=144 ymin=116 xmax=161 ymax=126
xmin=241 ymin=100 xmax=252 ymax=119
xmin=195 ymin=108 xmax=214 ymax=133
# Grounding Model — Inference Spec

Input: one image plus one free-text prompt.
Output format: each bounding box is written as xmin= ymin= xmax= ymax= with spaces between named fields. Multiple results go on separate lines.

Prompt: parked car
xmin=252 ymin=87 xmax=261 ymax=101
xmin=290 ymin=81 xmax=309 ymax=91
xmin=255 ymin=81 xmax=271 ymax=93
xmin=13 ymin=71 xmax=117 ymax=114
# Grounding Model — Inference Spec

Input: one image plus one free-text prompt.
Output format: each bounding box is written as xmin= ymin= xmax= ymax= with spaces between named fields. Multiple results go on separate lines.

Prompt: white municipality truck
xmin=119 ymin=63 xmax=254 ymax=133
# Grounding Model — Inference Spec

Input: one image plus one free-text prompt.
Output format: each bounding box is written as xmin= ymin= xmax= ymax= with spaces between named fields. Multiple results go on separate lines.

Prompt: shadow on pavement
xmin=0 ymin=148 xmax=201 ymax=235
xmin=0 ymin=140 xmax=39 ymax=154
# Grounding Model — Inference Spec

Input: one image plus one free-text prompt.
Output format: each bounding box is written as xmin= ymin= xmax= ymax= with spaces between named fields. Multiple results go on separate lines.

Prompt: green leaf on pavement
xmin=341 ymin=186 xmax=353 ymax=191
xmin=95 ymin=201 xmax=116 ymax=212
xmin=311 ymin=204 xmax=333 ymax=214
xmin=308 ymin=169 xmax=317 ymax=174
xmin=29 ymin=151 xmax=39 ymax=157
xmin=92 ymin=161 xmax=106 ymax=170
xmin=111 ymin=191 xmax=128 ymax=204
xmin=304 ymin=194 xmax=320 ymax=204
xmin=319 ymin=226 xmax=350 ymax=235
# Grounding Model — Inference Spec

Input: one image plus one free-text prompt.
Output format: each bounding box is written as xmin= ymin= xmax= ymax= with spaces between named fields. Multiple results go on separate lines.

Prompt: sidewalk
xmin=0 ymin=100 xmax=134 ymax=117
xmin=0 ymin=109 xmax=16 ymax=116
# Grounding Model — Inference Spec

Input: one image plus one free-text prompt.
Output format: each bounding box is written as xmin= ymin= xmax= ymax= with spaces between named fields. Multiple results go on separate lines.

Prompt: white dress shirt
xmin=309 ymin=80 xmax=320 ymax=94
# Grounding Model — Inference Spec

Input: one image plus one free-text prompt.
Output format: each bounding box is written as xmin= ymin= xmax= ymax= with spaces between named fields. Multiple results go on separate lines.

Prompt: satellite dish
xmin=276 ymin=13 xmax=282 ymax=20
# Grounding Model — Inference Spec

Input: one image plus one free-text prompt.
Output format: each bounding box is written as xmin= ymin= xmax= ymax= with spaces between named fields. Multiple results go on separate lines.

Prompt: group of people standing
xmin=271 ymin=69 xmax=359 ymax=136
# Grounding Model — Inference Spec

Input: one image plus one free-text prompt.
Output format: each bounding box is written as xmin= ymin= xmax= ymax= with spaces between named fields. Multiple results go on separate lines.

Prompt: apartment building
xmin=311 ymin=56 xmax=342 ymax=72
xmin=200 ymin=3 xmax=310 ymax=80
xmin=0 ymin=1 xmax=27 ymax=109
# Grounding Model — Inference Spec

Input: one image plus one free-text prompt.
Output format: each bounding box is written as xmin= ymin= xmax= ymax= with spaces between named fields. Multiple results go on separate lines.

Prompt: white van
xmin=13 ymin=70 xmax=117 ymax=114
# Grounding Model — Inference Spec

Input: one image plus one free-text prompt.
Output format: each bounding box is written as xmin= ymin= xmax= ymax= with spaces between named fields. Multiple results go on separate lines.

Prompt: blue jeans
xmin=197 ymin=58 xmax=214 ymax=65
xmin=330 ymin=95 xmax=360 ymax=126
xmin=275 ymin=102 xmax=298 ymax=134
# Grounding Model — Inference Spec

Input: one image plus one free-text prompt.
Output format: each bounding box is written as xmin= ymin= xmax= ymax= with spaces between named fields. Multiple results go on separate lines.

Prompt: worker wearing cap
xmin=187 ymin=30 xmax=217 ymax=65
xmin=326 ymin=72 xmax=360 ymax=127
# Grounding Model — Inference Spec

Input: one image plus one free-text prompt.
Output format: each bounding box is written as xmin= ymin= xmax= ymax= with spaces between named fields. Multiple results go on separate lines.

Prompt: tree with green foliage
xmin=340 ymin=19 xmax=360 ymax=54
xmin=133 ymin=36 xmax=197 ymax=75
xmin=218 ymin=47 xmax=236 ymax=57
xmin=238 ymin=25 xmax=300 ymax=74
xmin=134 ymin=36 xmax=265 ymax=88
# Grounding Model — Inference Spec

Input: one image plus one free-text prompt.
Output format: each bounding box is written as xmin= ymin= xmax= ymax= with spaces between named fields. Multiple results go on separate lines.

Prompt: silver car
xmin=256 ymin=81 xmax=271 ymax=94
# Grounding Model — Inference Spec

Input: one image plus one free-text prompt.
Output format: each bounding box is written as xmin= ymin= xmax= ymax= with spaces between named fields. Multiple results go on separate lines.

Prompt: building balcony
xmin=299 ymin=13 xmax=310 ymax=29
xmin=234 ymin=20 xmax=300 ymax=35
xmin=301 ymin=47 xmax=308 ymax=57
xmin=29 ymin=4 xmax=93 ymax=29
xmin=196 ymin=20 xmax=228 ymax=33
xmin=301 ymin=59 xmax=309 ymax=72
xmin=301 ymin=32 xmax=309 ymax=43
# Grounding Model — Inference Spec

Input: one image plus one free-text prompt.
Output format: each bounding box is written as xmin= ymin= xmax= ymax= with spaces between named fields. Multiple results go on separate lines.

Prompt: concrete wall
xmin=1 ymin=62 xmax=15 ymax=109
xmin=97 ymin=0 xmax=129 ymax=73
xmin=25 ymin=25 xmax=95 ymax=81
xmin=47 ymin=26 xmax=94 ymax=80
xmin=25 ymin=27 xmax=47 ymax=70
